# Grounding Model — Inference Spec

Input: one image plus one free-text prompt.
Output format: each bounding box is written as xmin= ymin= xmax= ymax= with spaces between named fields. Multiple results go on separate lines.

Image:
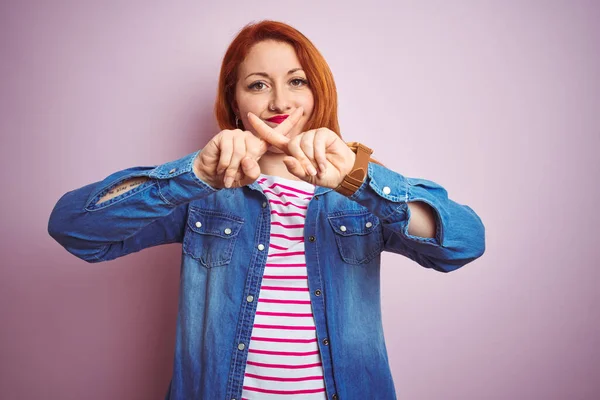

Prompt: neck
xmin=258 ymin=152 xmax=301 ymax=181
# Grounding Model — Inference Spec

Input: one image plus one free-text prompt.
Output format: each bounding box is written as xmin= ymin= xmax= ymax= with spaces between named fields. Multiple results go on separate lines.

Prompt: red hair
xmin=214 ymin=20 xmax=340 ymax=136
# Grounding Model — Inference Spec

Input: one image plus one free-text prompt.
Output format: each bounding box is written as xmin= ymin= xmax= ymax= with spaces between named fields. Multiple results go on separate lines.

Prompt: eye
xmin=290 ymin=78 xmax=308 ymax=87
xmin=248 ymin=81 xmax=267 ymax=91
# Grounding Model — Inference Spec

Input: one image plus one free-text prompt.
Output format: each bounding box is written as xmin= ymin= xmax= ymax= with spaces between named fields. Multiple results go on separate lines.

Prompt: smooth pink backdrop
xmin=1 ymin=1 xmax=599 ymax=399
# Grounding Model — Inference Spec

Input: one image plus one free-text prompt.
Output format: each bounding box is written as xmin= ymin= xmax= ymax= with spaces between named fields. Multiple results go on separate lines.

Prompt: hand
xmin=193 ymin=108 xmax=304 ymax=189
xmin=246 ymin=113 xmax=356 ymax=189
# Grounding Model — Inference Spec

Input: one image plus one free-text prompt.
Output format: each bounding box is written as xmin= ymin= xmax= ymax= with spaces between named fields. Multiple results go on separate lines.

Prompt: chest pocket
xmin=183 ymin=207 xmax=244 ymax=268
xmin=328 ymin=210 xmax=383 ymax=265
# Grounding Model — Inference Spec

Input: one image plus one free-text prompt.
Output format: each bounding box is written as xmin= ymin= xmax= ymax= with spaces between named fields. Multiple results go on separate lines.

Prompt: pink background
xmin=2 ymin=1 xmax=599 ymax=399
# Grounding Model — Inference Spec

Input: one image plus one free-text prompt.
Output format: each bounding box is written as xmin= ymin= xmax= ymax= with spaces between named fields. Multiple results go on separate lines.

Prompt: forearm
xmin=96 ymin=177 xmax=150 ymax=205
xmin=406 ymin=201 xmax=437 ymax=239
xmin=349 ymin=162 xmax=485 ymax=272
xmin=48 ymin=151 xmax=217 ymax=261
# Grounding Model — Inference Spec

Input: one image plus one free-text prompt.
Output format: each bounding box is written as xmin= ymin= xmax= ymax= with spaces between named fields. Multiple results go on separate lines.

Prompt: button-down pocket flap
xmin=327 ymin=210 xmax=382 ymax=265
xmin=184 ymin=208 xmax=244 ymax=268
xmin=187 ymin=208 xmax=244 ymax=238
xmin=328 ymin=212 xmax=379 ymax=236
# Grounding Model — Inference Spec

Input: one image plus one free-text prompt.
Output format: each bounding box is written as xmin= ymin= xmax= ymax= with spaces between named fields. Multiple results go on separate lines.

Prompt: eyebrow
xmin=245 ymin=68 xmax=304 ymax=80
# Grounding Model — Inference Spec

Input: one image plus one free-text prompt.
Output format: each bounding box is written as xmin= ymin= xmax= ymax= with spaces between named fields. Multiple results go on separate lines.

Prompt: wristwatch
xmin=334 ymin=142 xmax=373 ymax=197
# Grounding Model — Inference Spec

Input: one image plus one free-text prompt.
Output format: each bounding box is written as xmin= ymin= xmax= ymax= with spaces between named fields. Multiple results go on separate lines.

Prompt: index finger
xmin=247 ymin=107 xmax=304 ymax=153
xmin=273 ymin=107 xmax=304 ymax=136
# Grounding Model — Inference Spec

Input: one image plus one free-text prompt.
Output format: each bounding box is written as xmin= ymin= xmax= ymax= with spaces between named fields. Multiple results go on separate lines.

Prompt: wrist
xmin=193 ymin=157 xmax=220 ymax=189
xmin=334 ymin=142 xmax=373 ymax=197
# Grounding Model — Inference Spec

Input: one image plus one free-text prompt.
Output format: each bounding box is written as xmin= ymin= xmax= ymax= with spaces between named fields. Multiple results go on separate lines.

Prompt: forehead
xmin=239 ymin=40 xmax=302 ymax=76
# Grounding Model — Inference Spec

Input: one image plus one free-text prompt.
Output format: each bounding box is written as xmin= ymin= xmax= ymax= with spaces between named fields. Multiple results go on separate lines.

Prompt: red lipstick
xmin=266 ymin=115 xmax=289 ymax=124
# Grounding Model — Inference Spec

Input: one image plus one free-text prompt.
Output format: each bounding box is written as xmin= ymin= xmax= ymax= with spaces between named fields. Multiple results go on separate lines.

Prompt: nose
xmin=269 ymin=86 xmax=292 ymax=113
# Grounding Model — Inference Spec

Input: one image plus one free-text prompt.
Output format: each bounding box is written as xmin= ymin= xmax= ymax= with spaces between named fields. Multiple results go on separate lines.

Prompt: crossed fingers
xmin=217 ymin=107 xmax=304 ymax=188
xmin=247 ymin=110 xmax=324 ymax=177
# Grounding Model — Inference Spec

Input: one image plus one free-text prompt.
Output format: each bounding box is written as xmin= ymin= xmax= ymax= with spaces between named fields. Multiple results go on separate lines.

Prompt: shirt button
xmin=339 ymin=225 xmax=347 ymax=232
xmin=383 ymin=186 xmax=391 ymax=195
xmin=195 ymin=221 xmax=202 ymax=228
xmin=332 ymin=394 xmax=338 ymax=400
xmin=246 ymin=295 xmax=254 ymax=303
xmin=365 ymin=222 xmax=373 ymax=228
xmin=315 ymin=289 xmax=321 ymax=296
xmin=169 ymin=168 xmax=177 ymax=174
xmin=309 ymin=235 xmax=316 ymax=242
xmin=224 ymin=228 xmax=232 ymax=235
xmin=258 ymin=244 xmax=265 ymax=251
xmin=262 ymin=202 xmax=267 ymax=208
xmin=322 ymin=338 xmax=329 ymax=345
xmin=237 ymin=343 xmax=245 ymax=350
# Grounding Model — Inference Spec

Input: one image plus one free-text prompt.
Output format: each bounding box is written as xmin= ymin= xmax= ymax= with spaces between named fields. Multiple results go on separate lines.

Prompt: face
xmin=233 ymin=40 xmax=314 ymax=151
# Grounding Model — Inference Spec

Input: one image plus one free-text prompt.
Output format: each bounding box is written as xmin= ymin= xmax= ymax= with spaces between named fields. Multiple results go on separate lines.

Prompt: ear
xmin=231 ymin=99 xmax=239 ymax=117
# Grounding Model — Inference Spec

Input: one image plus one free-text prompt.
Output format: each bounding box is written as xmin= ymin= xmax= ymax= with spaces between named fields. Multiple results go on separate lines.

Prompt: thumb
xmin=247 ymin=132 xmax=269 ymax=161
xmin=282 ymin=157 xmax=307 ymax=180
xmin=256 ymin=138 xmax=270 ymax=160
xmin=239 ymin=156 xmax=261 ymax=184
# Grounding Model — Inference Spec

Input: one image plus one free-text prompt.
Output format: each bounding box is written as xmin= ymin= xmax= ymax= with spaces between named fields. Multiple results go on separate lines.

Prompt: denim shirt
xmin=48 ymin=150 xmax=485 ymax=400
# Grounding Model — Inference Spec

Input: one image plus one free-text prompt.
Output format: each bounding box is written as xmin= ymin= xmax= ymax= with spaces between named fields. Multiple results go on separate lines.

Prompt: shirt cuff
xmin=348 ymin=162 xmax=444 ymax=246
xmin=148 ymin=150 xmax=219 ymax=206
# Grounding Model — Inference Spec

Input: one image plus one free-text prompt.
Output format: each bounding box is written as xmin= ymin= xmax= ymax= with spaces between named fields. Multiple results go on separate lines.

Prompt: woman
xmin=48 ymin=20 xmax=485 ymax=400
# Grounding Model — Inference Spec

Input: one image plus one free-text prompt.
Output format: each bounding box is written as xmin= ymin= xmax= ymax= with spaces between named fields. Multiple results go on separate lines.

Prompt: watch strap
xmin=334 ymin=142 xmax=373 ymax=197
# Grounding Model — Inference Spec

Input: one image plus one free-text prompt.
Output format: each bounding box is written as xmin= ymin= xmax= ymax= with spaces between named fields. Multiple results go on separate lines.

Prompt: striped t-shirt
xmin=240 ymin=174 xmax=327 ymax=400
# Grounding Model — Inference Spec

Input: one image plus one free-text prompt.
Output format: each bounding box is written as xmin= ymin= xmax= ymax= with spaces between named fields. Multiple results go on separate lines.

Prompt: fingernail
xmin=309 ymin=165 xmax=317 ymax=176
xmin=224 ymin=176 xmax=233 ymax=188
xmin=319 ymin=163 xmax=326 ymax=173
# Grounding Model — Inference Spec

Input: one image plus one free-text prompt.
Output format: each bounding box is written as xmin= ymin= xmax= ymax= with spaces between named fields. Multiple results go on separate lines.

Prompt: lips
xmin=266 ymin=115 xmax=289 ymax=124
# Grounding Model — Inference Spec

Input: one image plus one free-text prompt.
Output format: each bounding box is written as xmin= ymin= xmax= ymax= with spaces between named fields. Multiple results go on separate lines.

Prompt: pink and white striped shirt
xmin=241 ymin=174 xmax=327 ymax=400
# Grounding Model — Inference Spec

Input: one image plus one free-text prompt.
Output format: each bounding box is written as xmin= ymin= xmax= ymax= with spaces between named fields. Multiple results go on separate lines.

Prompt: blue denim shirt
xmin=48 ymin=150 xmax=485 ymax=400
